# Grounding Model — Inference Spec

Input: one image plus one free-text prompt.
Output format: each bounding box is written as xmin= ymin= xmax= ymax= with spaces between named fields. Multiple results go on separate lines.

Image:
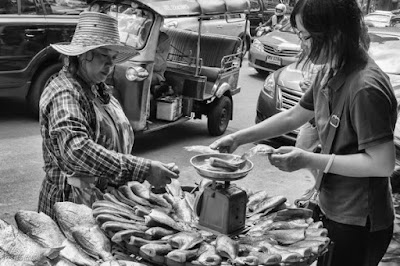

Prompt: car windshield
xmin=365 ymin=14 xmax=391 ymax=23
xmin=105 ymin=4 xmax=154 ymax=49
xmin=369 ymin=33 xmax=400 ymax=75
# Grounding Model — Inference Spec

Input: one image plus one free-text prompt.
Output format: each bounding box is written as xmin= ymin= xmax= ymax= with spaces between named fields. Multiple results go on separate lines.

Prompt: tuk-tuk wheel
xmin=207 ymin=96 xmax=232 ymax=136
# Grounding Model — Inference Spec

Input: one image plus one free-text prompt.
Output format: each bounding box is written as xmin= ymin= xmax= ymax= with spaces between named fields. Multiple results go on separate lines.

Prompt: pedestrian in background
xmin=38 ymin=12 xmax=179 ymax=219
xmin=210 ymin=0 xmax=396 ymax=265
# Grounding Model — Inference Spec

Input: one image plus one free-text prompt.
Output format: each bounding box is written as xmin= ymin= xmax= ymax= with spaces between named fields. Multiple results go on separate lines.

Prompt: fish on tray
xmin=139 ymin=243 xmax=172 ymax=257
xmin=0 ymin=219 xmax=62 ymax=263
xmin=247 ymin=195 xmax=287 ymax=217
xmin=193 ymin=242 xmax=222 ymax=266
xmin=167 ymin=231 xmax=203 ymax=250
xmin=15 ymin=210 xmax=97 ymax=266
xmin=166 ymin=249 xmax=199 ymax=263
xmin=215 ymin=234 xmax=239 ymax=261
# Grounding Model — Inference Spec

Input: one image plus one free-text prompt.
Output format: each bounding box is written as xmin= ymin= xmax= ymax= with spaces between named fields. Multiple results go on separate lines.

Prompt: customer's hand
xmin=268 ymin=146 xmax=310 ymax=172
xmin=146 ymin=161 xmax=179 ymax=189
xmin=209 ymin=134 xmax=239 ymax=153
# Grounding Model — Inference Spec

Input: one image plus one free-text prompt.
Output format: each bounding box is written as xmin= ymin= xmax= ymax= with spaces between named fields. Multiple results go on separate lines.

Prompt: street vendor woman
xmin=210 ymin=0 xmax=396 ymax=265
xmin=38 ymin=11 xmax=179 ymax=220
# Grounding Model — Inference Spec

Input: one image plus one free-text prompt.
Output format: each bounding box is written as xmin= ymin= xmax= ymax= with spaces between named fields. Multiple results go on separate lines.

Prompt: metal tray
xmin=190 ymin=153 xmax=254 ymax=181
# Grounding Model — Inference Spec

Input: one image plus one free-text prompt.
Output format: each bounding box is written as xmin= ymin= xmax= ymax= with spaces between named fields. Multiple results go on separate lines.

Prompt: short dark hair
xmin=290 ymin=0 xmax=368 ymax=72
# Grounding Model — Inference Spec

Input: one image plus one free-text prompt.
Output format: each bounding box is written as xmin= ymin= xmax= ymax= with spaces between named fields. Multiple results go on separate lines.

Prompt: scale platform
xmin=190 ymin=153 xmax=253 ymax=234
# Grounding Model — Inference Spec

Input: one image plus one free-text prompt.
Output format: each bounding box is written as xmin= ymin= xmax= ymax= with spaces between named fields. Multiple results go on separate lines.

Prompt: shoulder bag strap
xmin=314 ymin=87 xmax=348 ymax=191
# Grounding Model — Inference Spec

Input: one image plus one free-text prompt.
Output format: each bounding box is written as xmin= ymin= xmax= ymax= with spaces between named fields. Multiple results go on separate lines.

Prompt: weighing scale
xmin=190 ymin=153 xmax=254 ymax=235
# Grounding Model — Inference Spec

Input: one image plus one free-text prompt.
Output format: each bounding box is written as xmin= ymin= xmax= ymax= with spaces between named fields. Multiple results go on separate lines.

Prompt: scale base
xmin=198 ymin=182 xmax=247 ymax=235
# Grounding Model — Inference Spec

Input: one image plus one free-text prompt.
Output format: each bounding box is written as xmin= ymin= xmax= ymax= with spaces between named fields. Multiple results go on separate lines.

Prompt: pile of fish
xmin=91 ymin=180 xmax=331 ymax=266
xmin=0 ymin=202 xmax=150 ymax=266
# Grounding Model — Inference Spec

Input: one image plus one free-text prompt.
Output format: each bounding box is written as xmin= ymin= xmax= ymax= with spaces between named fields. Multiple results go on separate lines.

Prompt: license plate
xmin=266 ymin=55 xmax=281 ymax=66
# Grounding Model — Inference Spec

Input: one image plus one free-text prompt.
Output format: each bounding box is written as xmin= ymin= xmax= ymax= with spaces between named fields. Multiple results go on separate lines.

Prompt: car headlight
xmin=252 ymin=39 xmax=264 ymax=52
xmin=126 ymin=66 xmax=148 ymax=81
xmin=263 ymin=72 xmax=275 ymax=98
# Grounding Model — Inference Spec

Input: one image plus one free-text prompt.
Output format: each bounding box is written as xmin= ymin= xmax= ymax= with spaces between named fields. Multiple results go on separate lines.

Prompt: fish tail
xmin=45 ymin=246 xmax=65 ymax=260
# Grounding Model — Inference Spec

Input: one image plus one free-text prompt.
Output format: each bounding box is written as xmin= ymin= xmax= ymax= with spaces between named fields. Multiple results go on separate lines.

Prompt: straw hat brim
xmin=50 ymin=42 xmax=138 ymax=64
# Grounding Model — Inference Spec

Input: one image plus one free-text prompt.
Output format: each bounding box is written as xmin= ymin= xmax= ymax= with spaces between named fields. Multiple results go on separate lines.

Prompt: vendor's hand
xmin=209 ymin=134 xmax=239 ymax=153
xmin=268 ymin=146 xmax=310 ymax=172
xmin=146 ymin=161 xmax=179 ymax=189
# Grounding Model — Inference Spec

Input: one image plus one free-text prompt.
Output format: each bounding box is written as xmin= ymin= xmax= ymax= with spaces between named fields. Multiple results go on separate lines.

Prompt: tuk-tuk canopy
xmin=138 ymin=0 xmax=250 ymax=17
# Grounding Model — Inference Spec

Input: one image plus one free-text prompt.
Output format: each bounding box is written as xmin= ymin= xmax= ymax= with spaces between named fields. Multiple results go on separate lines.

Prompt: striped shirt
xmin=38 ymin=70 xmax=150 ymax=219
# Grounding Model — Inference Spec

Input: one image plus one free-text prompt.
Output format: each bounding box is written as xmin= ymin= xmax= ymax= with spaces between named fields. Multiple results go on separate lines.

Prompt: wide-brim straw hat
xmin=51 ymin=11 xmax=137 ymax=64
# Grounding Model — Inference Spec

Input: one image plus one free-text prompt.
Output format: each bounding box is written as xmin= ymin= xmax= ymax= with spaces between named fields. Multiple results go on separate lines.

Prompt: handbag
xmin=295 ymin=80 xmax=348 ymax=220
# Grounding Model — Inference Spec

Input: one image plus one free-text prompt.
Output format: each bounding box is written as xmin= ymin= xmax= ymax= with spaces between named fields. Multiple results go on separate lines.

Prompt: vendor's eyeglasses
xmin=276 ymin=8 xmax=284 ymax=12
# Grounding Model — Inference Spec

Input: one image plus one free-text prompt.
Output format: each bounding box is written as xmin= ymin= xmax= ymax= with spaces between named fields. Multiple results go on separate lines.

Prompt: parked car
xmin=0 ymin=0 xmax=87 ymax=116
xmin=255 ymin=28 xmax=400 ymax=144
xmin=164 ymin=13 xmax=251 ymax=54
xmin=364 ymin=10 xmax=399 ymax=27
xmin=248 ymin=23 xmax=300 ymax=75
xmin=248 ymin=0 xmax=295 ymax=36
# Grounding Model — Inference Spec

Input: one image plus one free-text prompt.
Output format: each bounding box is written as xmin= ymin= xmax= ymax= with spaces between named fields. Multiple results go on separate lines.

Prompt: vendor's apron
xmin=67 ymin=85 xmax=134 ymax=207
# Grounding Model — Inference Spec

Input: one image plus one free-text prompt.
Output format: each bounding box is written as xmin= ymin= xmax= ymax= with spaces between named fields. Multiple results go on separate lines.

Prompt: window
xmin=42 ymin=0 xmax=88 ymax=15
xmin=21 ymin=0 xmax=40 ymax=14
xmin=250 ymin=0 xmax=261 ymax=12
xmin=0 ymin=0 xmax=18 ymax=14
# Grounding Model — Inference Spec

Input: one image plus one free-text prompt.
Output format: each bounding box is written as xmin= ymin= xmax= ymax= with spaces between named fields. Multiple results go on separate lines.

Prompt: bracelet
xmin=324 ymin=154 xmax=336 ymax=174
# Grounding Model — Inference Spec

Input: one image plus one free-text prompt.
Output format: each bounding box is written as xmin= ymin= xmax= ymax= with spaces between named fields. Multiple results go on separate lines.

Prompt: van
xmin=248 ymin=0 xmax=296 ymax=36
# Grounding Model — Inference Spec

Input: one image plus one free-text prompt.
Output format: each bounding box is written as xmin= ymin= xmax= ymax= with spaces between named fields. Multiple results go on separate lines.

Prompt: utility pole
xmin=366 ymin=0 xmax=371 ymax=13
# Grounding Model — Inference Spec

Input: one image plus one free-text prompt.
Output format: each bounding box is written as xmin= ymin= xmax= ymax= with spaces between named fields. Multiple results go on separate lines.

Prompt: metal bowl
xmin=190 ymin=153 xmax=254 ymax=181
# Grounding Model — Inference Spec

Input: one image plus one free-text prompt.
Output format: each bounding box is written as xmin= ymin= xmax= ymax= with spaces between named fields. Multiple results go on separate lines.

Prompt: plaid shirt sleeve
xmin=42 ymin=74 xmax=150 ymax=185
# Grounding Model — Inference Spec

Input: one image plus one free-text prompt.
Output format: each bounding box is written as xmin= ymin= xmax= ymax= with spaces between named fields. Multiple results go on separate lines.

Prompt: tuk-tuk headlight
xmin=126 ymin=66 xmax=148 ymax=81
xmin=263 ymin=72 xmax=275 ymax=98
xmin=252 ymin=39 xmax=264 ymax=52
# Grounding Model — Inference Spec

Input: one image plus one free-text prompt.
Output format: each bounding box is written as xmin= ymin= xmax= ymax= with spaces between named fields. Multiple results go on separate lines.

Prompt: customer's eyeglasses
xmin=276 ymin=8 xmax=284 ymax=12
xmin=295 ymin=30 xmax=312 ymax=42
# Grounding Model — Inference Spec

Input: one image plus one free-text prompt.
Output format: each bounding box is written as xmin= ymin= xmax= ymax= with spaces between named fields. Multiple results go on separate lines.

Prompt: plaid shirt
xmin=38 ymin=70 xmax=150 ymax=219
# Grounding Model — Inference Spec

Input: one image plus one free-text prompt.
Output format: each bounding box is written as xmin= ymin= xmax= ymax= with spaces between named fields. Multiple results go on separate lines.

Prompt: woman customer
xmin=210 ymin=0 xmax=396 ymax=265
xmin=38 ymin=11 xmax=179 ymax=219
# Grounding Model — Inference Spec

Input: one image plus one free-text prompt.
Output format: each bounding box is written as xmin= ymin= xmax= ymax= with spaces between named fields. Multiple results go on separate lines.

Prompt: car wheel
xmin=28 ymin=63 xmax=63 ymax=118
xmin=207 ymin=96 xmax=232 ymax=136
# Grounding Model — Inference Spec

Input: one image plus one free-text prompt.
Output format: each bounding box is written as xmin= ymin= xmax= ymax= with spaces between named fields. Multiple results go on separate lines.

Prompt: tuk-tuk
xmin=88 ymin=0 xmax=250 ymax=136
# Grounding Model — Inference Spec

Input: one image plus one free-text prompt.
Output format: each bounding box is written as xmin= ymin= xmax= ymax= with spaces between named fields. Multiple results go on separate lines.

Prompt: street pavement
xmin=0 ymin=56 xmax=313 ymax=226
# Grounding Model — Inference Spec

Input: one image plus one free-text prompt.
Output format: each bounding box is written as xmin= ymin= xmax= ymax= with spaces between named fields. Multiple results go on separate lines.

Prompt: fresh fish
xmin=184 ymin=145 xmax=218 ymax=154
xmin=0 ymin=247 xmax=34 ymax=266
xmin=145 ymin=209 xmax=189 ymax=231
xmin=208 ymin=157 xmax=244 ymax=171
xmin=167 ymin=232 xmax=203 ymax=250
xmin=248 ymin=195 xmax=287 ymax=217
xmin=54 ymin=202 xmax=96 ymax=241
xmin=247 ymin=191 xmax=269 ymax=211
xmin=108 ymin=188 xmax=139 ymax=209
xmin=264 ymin=229 xmax=306 ymax=245
xmin=71 ymin=225 xmax=113 ymax=261
xmin=101 ymin=221 xmax=149 ymax=233
xmin=14 ymin=210 xmax=97 ymax=266
xmin=195 ymin=242 xmax=222 ymax=266
xmin=128 ymin=236 xmax=166 ymax=247
xmin=289 ymin=239 xmax=330 ymax=254
xmin=238 ymin=236 xmax=277 ymax=246
xmin=92 ymin=200 xmax=135 ymax=216
xmin=94 ymin=212 xmax=144 ymax=224
xmin=233 ymin=255 xmax=260 ymax=266
xmin=111 ymin=229 xmax=151 ymax=243
xmin=139 ymin=243 xmax=172 ymax=257
xmin=215 ymin=234 xmax=239 ymax=260
xmin=248 ymin=251 xmax=282 ymax=265
xmin=133 ymin=205 xmax=151 ymax=217
xmin=172 ymin=196 xmax=194 ymax=223
xmin=274 ymin=245 xmax=312 ymax=257
xmin=148 ymin=193 xmax=172 ymax=209
xmin=273 ymin=208 xmax=313 ymax=222
xmin=265 ymin=220 xmax=310 ymax=231
xmin=257 ymin=241 xmax=304 ymax=263
xmin=305 ymin=228 xmax=328 ymax=237
xmin=308 ymin=221 xmax=324 ymax=229
xmin=103 ymin=193 xmax=136 ymax=211
xmin=166 ymin=249 xmax=198 ymax=263
xmin=165 ymin=179 xmax=184 ymax=198
xmin=247 ymin=219 xmax=274 ymax=233
xmin=49 ymin=257 xmax=77 ymax=266
xmin=145 ymin=227 xmax=177 ymax=240
xmin=118 ymin=186 xmax=151 ymax=207
xmin=0 ymin=219 xmax=61 ymax=263
xmin=304 ymin=236 xmax=330 ymax=245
